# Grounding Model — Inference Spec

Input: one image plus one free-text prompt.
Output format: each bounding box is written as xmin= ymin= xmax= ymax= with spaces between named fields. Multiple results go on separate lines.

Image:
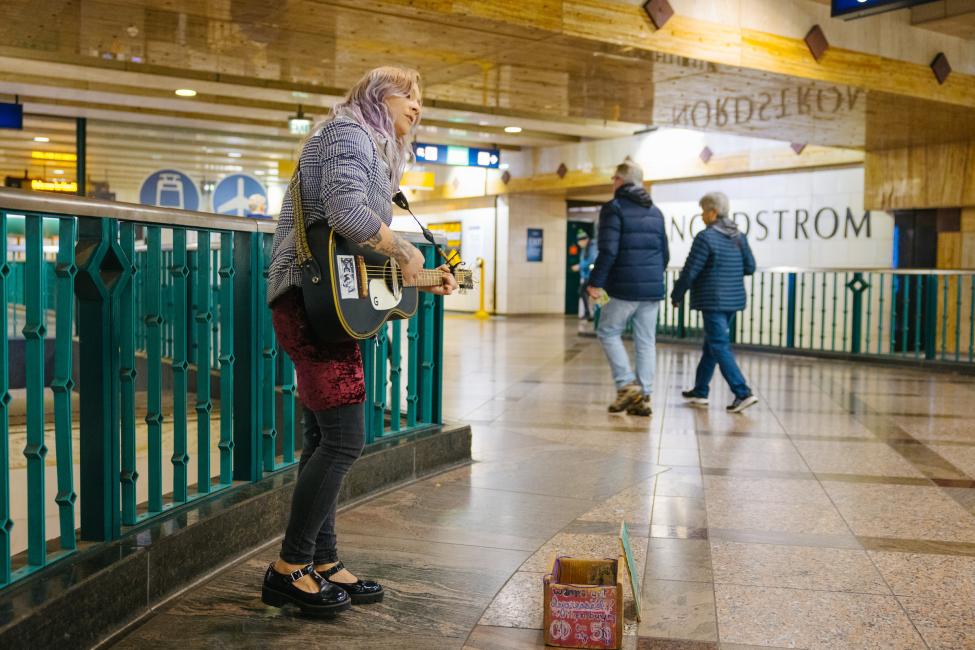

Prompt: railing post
xmin=924 ymin=274 xmax=938 ymax=360
xmin=75 ymin=217 xmax=130 ymax=541
xmin=232 ymin=231 xmax=263 ymax=481
xmin=786 ymin=272 xmax=797 ymax=348
xmin=848 ymin=272 xmax=868 ymax=354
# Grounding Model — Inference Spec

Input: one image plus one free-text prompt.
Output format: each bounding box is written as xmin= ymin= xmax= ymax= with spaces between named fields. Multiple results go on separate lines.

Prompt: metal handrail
xmin=0 ymin=187 xmax=439 ymax=245
xmin=0 ymin=187 xmax=275 ymax=234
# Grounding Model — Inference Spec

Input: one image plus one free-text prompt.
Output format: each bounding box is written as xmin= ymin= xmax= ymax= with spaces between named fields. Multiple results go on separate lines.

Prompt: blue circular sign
xmin=212 ymin=174 xmax=268 ymax=217
xmin=139 ymin=169 xmax=200 ymax=211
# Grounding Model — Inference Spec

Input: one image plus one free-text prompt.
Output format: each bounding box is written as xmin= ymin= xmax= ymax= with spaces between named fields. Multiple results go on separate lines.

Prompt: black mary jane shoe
xmin=317 ymin=561 xmax=385 ymax=604
xmin=262 ymin=563 xmax=352 ymax=616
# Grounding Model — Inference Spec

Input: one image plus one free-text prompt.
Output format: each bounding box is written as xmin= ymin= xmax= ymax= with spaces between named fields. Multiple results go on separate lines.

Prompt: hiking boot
xmin=626 ymin=394 xmax=652 ymax=416
xmin=681 ymin=390 xmax=709 ymax=406
xmin=608 ymin=383 xmax=642 ymax=413
xmin=727 ymin=394 xmax=759 ymax=413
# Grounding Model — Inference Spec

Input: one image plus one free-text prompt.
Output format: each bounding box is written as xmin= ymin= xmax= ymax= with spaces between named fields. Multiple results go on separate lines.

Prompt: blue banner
xmin=139 ymin=170 xmax=200 ymax=211
xmin=0 ymin=103 xmax=23 ymax=130
xmin=831 ymin=0 xmax=936 ymax=19
xmin=527 ymin=228 xmax=544 ymax=262
xmin=414 ymin=143 xmax=500 ymax=168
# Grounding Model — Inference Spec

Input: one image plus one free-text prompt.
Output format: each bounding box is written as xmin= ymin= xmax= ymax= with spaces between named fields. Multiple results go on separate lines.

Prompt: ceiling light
xmin=175 ymin=88 xmax=197 ymax=97
xmin=53 ymin=169 xmax=64 ymax=175
xmin=504 ymin=126 xmax=523 ymax=134
xmin=227 ymin=152 xmax=242 ymax=158
xmin=254 ymin=170 xmax=265 ymax=175
xmin=33 ymin=136 xmax=50 ymax=143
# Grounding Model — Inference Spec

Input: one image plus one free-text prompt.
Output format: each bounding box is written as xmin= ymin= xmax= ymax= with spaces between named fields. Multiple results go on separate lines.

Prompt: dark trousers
xmin=279 ymin=404 xmax=365 ymax=565
xmin=693 ymin=311 xmax=751 ymax=400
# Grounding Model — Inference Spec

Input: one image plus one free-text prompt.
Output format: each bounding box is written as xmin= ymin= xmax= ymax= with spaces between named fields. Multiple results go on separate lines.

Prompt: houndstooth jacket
xmin=266 ymin=117 xmax=393 ymax=304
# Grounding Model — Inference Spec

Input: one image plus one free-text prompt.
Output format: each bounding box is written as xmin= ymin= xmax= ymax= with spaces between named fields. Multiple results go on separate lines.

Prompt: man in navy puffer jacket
xmin=671 ymin=191 xmax=758 ymax=413
xmin=588 ymin=157 xmax=669 ymax=416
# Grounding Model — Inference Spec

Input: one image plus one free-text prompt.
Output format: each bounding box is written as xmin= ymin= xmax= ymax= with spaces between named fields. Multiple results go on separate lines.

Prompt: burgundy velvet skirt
xmin=270 ymin=288 xmax=365 ymax=411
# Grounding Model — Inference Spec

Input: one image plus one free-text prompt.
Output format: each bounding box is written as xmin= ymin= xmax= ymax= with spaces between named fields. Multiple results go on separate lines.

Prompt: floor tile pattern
xmin=112 ymin=317 xmax=975 ymax=649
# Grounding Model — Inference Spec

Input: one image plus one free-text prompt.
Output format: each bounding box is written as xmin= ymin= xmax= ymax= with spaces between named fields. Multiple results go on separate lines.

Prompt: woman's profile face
xmin=385 ymin=89 xmax=421 ymax=138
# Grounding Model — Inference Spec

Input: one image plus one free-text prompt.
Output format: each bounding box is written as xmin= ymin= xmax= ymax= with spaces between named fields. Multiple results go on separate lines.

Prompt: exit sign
xmin=831 ymin=0 xmax=938 ymax=19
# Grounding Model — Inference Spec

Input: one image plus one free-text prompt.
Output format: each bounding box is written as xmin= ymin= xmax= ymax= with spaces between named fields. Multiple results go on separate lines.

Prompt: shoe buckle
xmin=289 ymin=569 xmax=304 ymax=582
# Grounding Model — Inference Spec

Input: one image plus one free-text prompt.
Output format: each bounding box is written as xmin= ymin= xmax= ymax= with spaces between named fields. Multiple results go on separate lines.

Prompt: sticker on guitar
xmin=337 ymin=255 xmax=358 ymax=300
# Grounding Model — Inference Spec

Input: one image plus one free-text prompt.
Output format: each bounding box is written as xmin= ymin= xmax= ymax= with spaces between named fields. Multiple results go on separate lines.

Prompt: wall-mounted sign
xmin=401 ymin=170 xmax=435 ymax=191
xmin=213 ymin=173 xmax=268 ymax=217
xmin=31 ymin=179 xmax=77 ymax=193
xmin=31 ymin=151 xmax=77 ymax=162
xmin=414 ymin=143 xmax=500 ymax=169
xmin=527 ymin=228 xmax=544 ymax=262
xmin=139 ymin=169 xmax=200 ymax=211
xmin=831 ymin=0 xmax=937 ymax=19
xmin=0 ymin=103 xmax=23 ymax=129
xmin=428 ymin=221 xmax=462 ymax=254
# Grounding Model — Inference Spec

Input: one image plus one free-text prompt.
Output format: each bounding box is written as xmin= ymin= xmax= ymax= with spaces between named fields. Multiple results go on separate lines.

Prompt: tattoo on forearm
xmin=390 ymin=235 xmax=416 ymax=264
xmin=358 ymin=229 xmax=416 ymax=265
xmin=360 ymin=231 xmax=383 ymax=251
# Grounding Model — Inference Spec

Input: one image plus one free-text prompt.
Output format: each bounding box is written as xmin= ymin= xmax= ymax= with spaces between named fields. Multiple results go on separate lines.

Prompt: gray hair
xmin=700 ymin=191 xmax=730 ymax=218
xmin=614 ymin=157 xmax=644 ymax=185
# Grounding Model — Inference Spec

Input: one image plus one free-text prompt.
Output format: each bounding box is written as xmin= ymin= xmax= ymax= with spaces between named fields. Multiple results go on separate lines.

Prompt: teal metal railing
xmin=656 ymin=267 xmax=975 ymax=363
xmin=0 ymin=187 xmax=445 ymax=589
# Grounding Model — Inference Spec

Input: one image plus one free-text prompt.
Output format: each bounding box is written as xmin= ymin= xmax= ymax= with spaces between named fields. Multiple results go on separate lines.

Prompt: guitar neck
xmin=404 ymin=269 xmax=445 ymax=288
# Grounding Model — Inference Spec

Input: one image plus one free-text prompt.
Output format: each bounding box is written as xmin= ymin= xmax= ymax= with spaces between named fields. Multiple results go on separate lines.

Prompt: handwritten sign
xmin=548 ymin=585 xmax=618 ymax=649
xmin=619 ymin=522 xmax=641 ymax=622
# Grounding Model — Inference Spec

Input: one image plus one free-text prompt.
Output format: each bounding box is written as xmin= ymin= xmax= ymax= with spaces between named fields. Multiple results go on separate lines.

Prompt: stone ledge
xmin=0 ymin=422 xmax=472 ymax=650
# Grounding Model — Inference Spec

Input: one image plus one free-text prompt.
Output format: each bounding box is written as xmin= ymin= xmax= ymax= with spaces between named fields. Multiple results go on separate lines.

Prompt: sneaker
xmin=626 ymin=394 xmax=652 ymax=416
xmin=727 ymin=394 xmax=759 ymax=413
xmin=681 ymin=390 xmax=709 ymax=406
xmin=608 ymin=383 xmax=642 ymax=413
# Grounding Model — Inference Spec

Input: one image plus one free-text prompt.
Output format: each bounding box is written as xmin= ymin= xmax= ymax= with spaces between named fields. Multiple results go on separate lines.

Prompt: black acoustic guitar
xmin=290 ymin=170 xmax=473 ymax=342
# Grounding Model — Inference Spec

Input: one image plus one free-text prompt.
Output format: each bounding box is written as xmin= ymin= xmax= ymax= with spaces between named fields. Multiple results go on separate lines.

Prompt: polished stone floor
xmin=112 ymin=316 xmax=975 ymax=649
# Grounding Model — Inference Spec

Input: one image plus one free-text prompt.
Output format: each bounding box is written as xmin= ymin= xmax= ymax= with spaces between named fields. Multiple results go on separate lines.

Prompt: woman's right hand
xmin=399 ymin=245 xmax=426 ymax=286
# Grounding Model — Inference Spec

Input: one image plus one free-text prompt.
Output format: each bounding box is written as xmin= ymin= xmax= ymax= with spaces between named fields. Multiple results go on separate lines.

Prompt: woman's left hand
xmin=419 ymin=264 xmax=458 ymax=296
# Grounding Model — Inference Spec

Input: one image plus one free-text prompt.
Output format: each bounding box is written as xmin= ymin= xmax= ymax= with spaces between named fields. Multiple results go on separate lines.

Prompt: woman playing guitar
xmin=262 ymin=67 xmax=457 ymax=615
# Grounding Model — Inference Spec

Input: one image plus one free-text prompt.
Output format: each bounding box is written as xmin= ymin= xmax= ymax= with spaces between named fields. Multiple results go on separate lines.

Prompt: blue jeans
xmin=694 ymin=311 xmax=751 ymax=399
xmin=596 ymin=298 xmax=660 ymax=395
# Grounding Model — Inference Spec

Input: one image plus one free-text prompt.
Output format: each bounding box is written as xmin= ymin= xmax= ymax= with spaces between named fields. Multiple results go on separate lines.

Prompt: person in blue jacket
xmin=588 ymin=157 xmax=669 ymax=416
xmin=671 ymin=191 xmax=758 ymax=413
xmin=572 ymin=229 xmax=598 ymax=320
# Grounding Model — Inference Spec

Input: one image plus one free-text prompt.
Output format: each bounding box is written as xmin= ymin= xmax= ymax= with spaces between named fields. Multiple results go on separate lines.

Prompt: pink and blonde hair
xmin=327 ymin=66 xmax=421 ymax=182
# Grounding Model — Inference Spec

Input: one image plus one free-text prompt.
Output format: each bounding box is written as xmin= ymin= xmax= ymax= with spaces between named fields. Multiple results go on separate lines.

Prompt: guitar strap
xmin=288 ymin=162 xmax=314 ymax=268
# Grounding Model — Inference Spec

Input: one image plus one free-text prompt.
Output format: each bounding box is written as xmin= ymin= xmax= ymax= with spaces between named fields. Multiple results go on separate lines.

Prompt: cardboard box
xmin=543 ymin=555 xmax=624 ymax=649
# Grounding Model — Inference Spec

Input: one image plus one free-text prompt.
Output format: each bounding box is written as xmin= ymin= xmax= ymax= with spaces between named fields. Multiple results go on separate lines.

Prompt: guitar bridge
xmin=355 ymin=256 xmax=369 ymax=298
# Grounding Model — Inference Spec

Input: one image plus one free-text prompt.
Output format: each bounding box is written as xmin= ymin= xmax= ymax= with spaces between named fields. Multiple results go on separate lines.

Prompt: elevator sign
xmin=413 ymin=143 xmax=500 ymax=168
xmin=139 ymin=169 xmax=200 ymax=211
xmin=831 ymin=0 xmax=937 ymax=19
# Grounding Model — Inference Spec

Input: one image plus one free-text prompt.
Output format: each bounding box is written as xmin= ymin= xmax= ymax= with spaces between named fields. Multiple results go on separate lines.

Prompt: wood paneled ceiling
xmin=1 ymin=0 xmax=975 ymax=190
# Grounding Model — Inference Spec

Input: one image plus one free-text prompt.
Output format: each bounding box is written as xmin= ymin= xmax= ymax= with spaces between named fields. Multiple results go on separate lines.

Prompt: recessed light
xmin=33 ymin=136 xmax=50 ymax=143
xmin=175 ymin=88 xmax=197 ymax=97
xmin=254 ymin=170 xmax=265 ymax=175
xmin=53 ymin=169 xmax=64 ymax=175
xmin=227 ymin=152 xmax=242 ymax=158
xmin=504 ymin=126 xmax=522 ymax=134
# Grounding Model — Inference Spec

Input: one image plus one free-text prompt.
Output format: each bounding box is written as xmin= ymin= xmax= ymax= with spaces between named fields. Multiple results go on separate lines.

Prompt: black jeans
xmin=279 ymin=404 xmax=365 ymax=565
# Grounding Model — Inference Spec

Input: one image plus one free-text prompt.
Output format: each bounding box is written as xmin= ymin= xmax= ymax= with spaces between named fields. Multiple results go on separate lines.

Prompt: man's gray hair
xmin=615 ymin=157 xmax=644 ymax=185
xmin=700 ymin=191 xmax=730 ymax=218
